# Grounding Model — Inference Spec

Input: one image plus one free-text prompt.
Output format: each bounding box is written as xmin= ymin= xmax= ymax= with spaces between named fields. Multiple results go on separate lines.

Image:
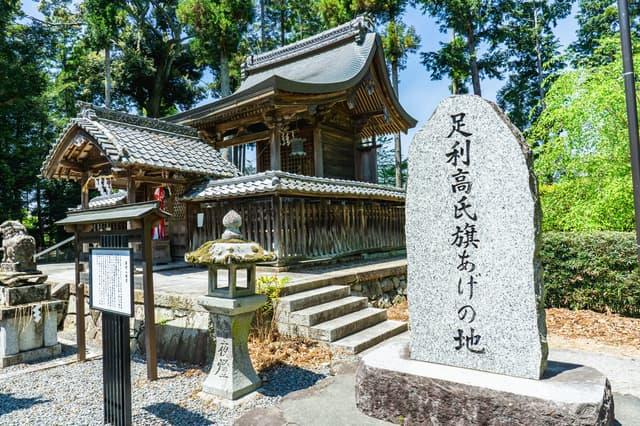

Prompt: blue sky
xmin=21 ymin=1 xmax=579 ymax=157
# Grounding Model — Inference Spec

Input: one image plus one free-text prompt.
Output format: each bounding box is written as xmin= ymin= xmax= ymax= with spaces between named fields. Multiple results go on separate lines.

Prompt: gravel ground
xmin=0 ymin=354 xmax=331 ymax=425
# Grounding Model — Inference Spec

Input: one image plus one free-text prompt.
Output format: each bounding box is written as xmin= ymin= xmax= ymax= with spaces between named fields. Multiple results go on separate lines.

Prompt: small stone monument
xmin=185 ymin=210 xmax=275 ymax=401
xmin=355 ymin=96 xmax=614 ymax=424
xmin=0 ymin=221 xmax=63 ymax=367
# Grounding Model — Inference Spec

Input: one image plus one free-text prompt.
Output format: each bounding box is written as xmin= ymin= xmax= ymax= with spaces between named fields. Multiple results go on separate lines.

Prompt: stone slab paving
xmin=41 ymin=258 xmax=407 ymax=297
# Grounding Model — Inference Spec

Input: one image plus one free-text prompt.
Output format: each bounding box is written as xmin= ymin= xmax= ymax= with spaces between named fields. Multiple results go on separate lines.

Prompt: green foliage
xmin=254 ymin=275 xmax=290 ymax=338
xmin=417 ymin=0 xmax=506 ymax=96
xmin=178 ymin=0 xmax=253 ymax=96
xmin=376 ymin=135 xmax=407 ymax=185
xmin=257 ymin=275 xmax=290 ymax=314
xmin=0 ymin=6 xmax=52 ymax=224
xmin=496 ymin=0 xmax=572 ymax=129
xmin=541 ymin=232 xmax=640 ymax=317
xmin=571 ymin=0 xmax=640 ymax=66
xmin=529 ymin=47 xmax=636 ymax=231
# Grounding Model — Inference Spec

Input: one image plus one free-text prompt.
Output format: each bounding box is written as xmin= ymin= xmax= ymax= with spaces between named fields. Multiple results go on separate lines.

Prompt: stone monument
xmin=185 ymin=210 xmax=275 ymax=401
xmin=0 ymin=220 xmax=64 ymax=367
xmin=355 ymin=96 xmax=614 ymax=424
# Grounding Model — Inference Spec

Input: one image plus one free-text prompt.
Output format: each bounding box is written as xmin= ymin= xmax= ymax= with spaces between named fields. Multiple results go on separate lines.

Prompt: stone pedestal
xmin=356 ymin=339 xmax=614 ymax=425
xmin=0 ymin=271 xmax=63 ymax=368
xmin=198 ymin=294 xmax=266 ymax=400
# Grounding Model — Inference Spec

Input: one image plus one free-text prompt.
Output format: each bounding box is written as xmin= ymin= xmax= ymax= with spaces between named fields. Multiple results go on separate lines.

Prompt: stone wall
xmin=346 ymin=263 xmax=407 ymax=308
xmin=62 ymin=284 xmax=214 ymax=365
xmin=351 ymin=274 xmax=407 ymax=308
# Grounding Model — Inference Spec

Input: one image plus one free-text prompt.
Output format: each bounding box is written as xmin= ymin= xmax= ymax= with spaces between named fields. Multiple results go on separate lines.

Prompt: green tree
xmin=529 ymin=42 xmax=636 ymax=231
xmin=497 ymin=0 xmax=572 ymax=130
xmin=178 ymin=0 xmax=253 ymax=97
xmin=82 ymin=0 xmax=124 ymax=107
xmin=571 ymin=0 xmax=640 ymax=66
xmin=0 ymin=3 xmax=59 ymax=241
xmin=417 ymin=0 xmax=505 ymax=96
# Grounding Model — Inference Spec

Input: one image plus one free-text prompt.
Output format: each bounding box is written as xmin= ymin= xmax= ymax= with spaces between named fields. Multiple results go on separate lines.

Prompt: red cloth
xmin=153 ymin=187 xmax=166 ymax=240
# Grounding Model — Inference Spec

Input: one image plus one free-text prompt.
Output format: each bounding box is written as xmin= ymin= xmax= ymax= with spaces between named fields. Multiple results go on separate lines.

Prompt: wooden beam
xmin=217 ymin=129 xmax=271 ymax=149
xmin=132 ymin=175 xmax=189 ymax=186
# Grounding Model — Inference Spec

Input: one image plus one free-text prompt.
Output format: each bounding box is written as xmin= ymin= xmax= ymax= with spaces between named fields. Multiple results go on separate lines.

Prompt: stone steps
xmin=332 ymin=320 xmax=408 ymax=354
xmin=307 ymin=307 xmax=387 ymax=342
xmin=289 ymin=296 xmax=368 ymax=327
xmin=277 ymin=285 xmax=350 ymax=313
xmin=275 ymin=268 xmax=408 ymax=354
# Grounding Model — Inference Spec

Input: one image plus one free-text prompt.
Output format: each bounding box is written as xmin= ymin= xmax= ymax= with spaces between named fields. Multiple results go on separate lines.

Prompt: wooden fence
xmin=187 ymin=195 xmax=405 ymax=265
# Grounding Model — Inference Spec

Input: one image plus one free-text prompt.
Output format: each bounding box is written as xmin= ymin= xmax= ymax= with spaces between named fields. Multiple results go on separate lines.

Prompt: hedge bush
xmin=541 ymin=232 xmax=640 ymax=317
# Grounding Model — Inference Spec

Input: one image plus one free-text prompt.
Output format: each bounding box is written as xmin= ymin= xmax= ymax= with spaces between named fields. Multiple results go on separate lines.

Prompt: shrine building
xmin=41 ymin=16 xmax=416 ymax=267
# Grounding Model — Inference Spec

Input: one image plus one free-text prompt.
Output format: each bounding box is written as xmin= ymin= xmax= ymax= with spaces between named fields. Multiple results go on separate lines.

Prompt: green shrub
xmin=253 ymin=275 xmax=290 ymax=340
xmin=541 ymin=232 xmax=640 ymax=317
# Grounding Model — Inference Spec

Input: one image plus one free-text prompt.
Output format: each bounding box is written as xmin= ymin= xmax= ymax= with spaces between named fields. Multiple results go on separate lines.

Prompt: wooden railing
xmin=187 ymin=195 xmax=405 ymax=266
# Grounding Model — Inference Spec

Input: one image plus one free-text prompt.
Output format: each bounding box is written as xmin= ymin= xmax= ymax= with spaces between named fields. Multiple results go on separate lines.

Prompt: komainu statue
xmin=0 ymin=220 xmax=37 ymax=273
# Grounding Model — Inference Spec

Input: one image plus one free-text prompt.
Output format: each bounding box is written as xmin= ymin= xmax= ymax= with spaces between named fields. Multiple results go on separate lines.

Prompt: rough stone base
xmin=356 ymin=339 xmax=614 ymax=425
xmin=0 ymin=343 xmax=61 ymax=368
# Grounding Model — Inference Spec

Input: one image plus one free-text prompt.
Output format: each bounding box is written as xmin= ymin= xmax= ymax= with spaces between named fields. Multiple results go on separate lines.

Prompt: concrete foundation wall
xmin=63 ymin=285 xmax=214 ymax=365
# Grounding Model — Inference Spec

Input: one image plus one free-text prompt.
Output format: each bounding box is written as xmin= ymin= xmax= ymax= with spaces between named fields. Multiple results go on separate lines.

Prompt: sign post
xmin=90 ymin=248 xmax=134 ymax=426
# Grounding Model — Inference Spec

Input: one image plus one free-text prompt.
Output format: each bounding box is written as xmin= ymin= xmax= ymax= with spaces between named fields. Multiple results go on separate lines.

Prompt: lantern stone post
xmin=185 ymin=210 xmax=275 ymax=400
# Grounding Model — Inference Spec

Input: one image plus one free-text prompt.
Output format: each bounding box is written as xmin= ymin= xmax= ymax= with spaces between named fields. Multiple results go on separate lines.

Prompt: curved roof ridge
xmin=244 ymin=15 xmax=374 ymax=74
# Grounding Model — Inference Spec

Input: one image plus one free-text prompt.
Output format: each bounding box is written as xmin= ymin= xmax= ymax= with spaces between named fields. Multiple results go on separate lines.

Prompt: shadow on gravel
xmin=0 ymin=393 xmax=49 ymax=416
xmin=259 ymin=364 xmax=326 ymax=397
xmin=143 ymin=402 xmax=213 ymax=425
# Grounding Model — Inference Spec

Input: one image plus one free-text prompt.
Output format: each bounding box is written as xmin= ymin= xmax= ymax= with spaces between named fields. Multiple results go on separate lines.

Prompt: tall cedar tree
xmin=418 ymin=0 xmax=505 ymax=96
xmin=178 ymin=0 xmax=253 ymax=97
xmin=497 ymin=0 xmax=571 ymax=130
xmin=571 ymin=0 xmax=640 ymax=66
xmin=82 ymin=0 xmax=123 ymax=107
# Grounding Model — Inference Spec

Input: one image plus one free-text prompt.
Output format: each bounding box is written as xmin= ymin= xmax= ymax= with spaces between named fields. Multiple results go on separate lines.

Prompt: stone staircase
xmin=275 ymin=280 xmax=407 ymax=354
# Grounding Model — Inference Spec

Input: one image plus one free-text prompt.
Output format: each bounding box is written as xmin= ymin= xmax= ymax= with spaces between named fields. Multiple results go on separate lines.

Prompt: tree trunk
xmin=533 ymin=7 xmax=545 ymax=110
xmin=260 ymin=0 xmax=266 ymax=51
xmin=451 ymin=30 xmax=459 ymax=94
xmin=220 ymin=51 xmax=231 ymax=97
xmin=280 ymin=5 xmax=286 ymax=46
xmin=466 ymin=23 xmax=481 ymax=96
xmin=392 ymin=61 xmax=402 ymax=188
xmin=105 ymin=43 xmax=112 ymax=109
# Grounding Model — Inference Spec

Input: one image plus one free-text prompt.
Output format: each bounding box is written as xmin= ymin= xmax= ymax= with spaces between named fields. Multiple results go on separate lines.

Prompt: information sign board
xmin=89 ymin=248 xmax=134 ymax=317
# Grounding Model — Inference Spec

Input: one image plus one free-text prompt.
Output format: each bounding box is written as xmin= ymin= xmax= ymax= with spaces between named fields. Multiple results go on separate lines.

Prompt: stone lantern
xmin=185 ymin=210 xmax=275 ymax=400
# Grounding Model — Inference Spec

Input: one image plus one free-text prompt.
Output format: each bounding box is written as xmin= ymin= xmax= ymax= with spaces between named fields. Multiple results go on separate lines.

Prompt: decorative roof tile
xmin=182 ymin=171 xmax=405 ymax=202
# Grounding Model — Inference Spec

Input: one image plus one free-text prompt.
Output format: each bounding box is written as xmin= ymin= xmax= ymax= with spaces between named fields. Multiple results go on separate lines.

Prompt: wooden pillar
xmin=80 ymin=171 xmax=90 ymax=209
xmin=354 ymin=137 xmax=362 ymax=181
xmin=126 ymin=174 xmax=136 ymax=204
xmin=371 ymin=136 xmax=378 ymax=184
xmin=270 ymin=125 xmax=281 ymax=171
xmin=313 ymin=127 xmax=323 ymax=177
xmin=272 ymin=195 xmax=282 ymax=263
xmin=141 ymin=217 xmax=158 ymax=380
xmin=74 ymin=226 xmax=86 ymax=361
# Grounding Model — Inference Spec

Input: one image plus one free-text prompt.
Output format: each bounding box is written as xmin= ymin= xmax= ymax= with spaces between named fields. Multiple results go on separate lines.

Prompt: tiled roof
xmin=166 ymin=15 xmax=416 ymax=133
xmin=182 ymin=171 xmax=405 ymax=202
xmin=41 ymin=103 xmax=239 ymax=179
